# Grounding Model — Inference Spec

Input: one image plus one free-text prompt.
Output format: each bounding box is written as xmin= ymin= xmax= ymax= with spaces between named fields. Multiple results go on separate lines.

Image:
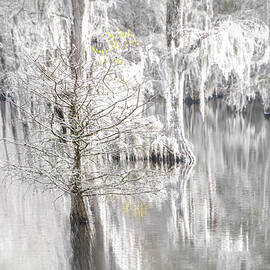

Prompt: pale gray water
xmin=0 ymin=184 xmax=71 ymax=270
xmin=96 ymin=100 xmax=270 ymax=270
xmin=1 ymin=100 xmax=270 ymax=270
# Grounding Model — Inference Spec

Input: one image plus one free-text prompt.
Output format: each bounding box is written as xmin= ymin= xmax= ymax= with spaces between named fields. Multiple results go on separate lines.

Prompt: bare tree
xmin=1 ymin=28 xmax=164 ymax=268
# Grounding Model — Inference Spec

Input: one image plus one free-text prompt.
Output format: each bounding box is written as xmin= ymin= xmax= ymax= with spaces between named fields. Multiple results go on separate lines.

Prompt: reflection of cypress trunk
xmin=70 ymin=191 xmax=92 ymax=270
xmin=91 ymin=199 xmax=105 ymax=270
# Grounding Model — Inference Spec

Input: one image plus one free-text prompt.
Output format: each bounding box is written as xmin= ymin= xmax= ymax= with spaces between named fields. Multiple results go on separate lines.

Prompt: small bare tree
xmin=2 ymin=29 xmax=163 ymax=269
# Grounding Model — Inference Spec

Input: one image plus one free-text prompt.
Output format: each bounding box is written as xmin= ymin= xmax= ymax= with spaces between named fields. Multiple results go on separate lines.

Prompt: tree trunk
xmin=166 ymin=0 xmax=181 ymax=47
xmin=70 ymin=191 xmax=93 ymax=270
xmin=70 ymin=0 xmax=85 ymax=65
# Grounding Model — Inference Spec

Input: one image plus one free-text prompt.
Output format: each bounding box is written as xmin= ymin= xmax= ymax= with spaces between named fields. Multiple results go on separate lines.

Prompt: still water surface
xmin=1 ymin=100 xmax=270 ymax=270
xmin=98 ymin=100 xmax=270 ymax=270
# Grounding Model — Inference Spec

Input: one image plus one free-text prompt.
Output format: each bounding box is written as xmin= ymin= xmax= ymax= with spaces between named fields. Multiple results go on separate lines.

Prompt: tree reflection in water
xmin=94 ymin=100 xmax=270 ymax=270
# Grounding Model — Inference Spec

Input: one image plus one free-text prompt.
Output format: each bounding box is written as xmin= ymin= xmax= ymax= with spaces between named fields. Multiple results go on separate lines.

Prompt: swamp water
xmin=1 ymin=100 xmax=270 ymax=270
